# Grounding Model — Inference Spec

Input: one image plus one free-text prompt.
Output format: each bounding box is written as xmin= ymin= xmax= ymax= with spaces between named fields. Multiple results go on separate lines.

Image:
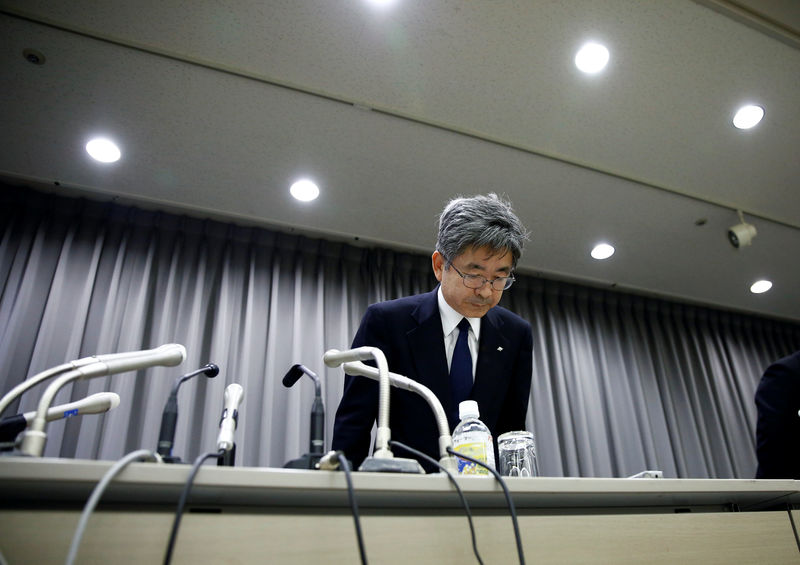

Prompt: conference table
xmin=1 ymin=456 xmax=799 ymax=563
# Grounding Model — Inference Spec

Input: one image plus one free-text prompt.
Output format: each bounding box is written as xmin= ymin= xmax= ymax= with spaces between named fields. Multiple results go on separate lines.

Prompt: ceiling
xmin=1 ymin=1 xmax=798 ymax=321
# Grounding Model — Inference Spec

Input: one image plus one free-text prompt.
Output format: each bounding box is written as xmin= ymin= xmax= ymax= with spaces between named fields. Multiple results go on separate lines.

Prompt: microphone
xmin=322 ymin=347 xmax=377 ymax=368
xmin=216 ymin=383 xmax=244 ymax=453
xmin=324 ymin=348 xmax=423 ymax=473
xmin=282 ymin=364 xmax=325 ymax=469
xmin=0 ymin=344 xmax=186 ymax=418
xmin=19 ymin=343 xmax=187 ymax=457
xmin=282 ymin=364 xmax=318 ymax=388
xmin=0 ymin=392 xmax=120 ymax=444
xmin=33 ymin=391 xmax=120 ymax=422
xmin=157 ymin=364 xmax=219 ymax=462
xmin=76 ymin=344 xmax=187 ymax=379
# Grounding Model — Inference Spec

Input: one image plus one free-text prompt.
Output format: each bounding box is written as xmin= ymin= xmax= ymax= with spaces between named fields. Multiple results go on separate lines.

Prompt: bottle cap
xmin=458 ymin=400 xmax=479 ymax=420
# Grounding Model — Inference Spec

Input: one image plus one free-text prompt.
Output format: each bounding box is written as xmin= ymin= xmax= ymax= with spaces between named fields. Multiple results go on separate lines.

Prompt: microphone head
xmin=105 ymin=392 xmax=121 ymax=410
xmin=224 ymin=383 xmax=245 ymax=406
xmin=35 ymin=391 xmax=122 ymax=423
xmin=203 ymin=363 xmax=220 ymax=378
xmin=74 ymin=392 xmax=120 ymax=414
xmin=282 ymin=364 xmax=305 ymax=388
xmin=159 ymin=343 xmax=187 ymax=366
xmin=323 ymin=349 xmax=343 ymax=368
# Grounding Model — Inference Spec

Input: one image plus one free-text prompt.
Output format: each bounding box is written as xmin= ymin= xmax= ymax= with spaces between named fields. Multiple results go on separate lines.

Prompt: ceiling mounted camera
xmin=728 ymin=210 xmax=757 ymax=248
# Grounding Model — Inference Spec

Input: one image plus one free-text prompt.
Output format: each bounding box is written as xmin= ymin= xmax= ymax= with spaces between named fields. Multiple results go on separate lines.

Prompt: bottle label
xmin=453 ymin=434 xmax=493 ymax=475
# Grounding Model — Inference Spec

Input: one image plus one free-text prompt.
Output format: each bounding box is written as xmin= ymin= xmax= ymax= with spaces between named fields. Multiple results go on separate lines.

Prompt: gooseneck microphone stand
xmin=157 ymin=363 xmax=219 ymax=463
xmin=324 ymin=347 xmax=427 ymax=473
xmin=20 ymin=344 xmax=187 ymax=457
xmin=336 ymin=357 xmax=458 ymax=474
xmin=282 ymin=364 xmax=325 ymax=470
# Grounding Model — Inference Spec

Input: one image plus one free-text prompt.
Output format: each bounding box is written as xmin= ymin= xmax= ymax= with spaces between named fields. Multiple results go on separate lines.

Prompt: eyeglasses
xmin=449 ymin=264 xmax=515 ymax=291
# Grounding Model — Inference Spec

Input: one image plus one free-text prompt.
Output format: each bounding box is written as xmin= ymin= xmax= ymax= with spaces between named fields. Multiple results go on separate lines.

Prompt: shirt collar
xmin=437 ymin=286 xmax=481 ymax=340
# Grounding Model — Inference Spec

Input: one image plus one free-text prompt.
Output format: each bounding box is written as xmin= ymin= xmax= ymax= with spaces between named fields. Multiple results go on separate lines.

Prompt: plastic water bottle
xmin=451 ymin=400 xmax=495 ymax=475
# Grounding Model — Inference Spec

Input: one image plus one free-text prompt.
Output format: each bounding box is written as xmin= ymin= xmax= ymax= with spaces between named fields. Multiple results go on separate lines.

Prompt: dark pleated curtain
xmin=1 ymin=185 xmax=798 ymax=477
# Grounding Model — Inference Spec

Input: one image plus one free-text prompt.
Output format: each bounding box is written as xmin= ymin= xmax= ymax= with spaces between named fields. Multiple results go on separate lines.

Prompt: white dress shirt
xmin=437 ymin=286 xmax=480 ymax=381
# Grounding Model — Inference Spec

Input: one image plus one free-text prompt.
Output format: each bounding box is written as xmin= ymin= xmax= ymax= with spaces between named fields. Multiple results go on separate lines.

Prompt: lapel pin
xmin=497 ymin=346 xmax=503 ymax=351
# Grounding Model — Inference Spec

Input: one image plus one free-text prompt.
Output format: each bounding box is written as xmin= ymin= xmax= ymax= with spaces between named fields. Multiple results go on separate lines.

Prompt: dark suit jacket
xmin=332 ymin=288 xmax=533 ymax=472
xmin=755 ymin=350 xmax=800 ymax=479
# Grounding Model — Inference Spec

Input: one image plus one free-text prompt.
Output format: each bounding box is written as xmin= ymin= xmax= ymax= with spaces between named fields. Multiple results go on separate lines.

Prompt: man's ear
xmin=431 ymin=251 xmax=445 ymax=282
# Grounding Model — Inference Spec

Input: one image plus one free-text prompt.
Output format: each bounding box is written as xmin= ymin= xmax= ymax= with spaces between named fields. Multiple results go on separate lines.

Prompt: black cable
xmin=786 ymin=503 xmax=800 ymax=553
xmin=163 ymin=449 xmax=223 ymax=565
xmin=391 ymin=441 xmax=484 ymax=565
xmin=335 ymin=451 xmax=368 ymax=565
xmin=447 ymin=447 xmax=526 ymax=565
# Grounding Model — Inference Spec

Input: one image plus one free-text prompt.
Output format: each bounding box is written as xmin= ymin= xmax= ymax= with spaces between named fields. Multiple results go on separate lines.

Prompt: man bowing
xmin=332 ymin=193 xmax=533 ymax=472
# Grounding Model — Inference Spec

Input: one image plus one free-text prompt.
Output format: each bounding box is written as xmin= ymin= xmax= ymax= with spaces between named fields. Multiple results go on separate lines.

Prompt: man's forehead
xmin=456 ymin=245 xmax=512 ymax=268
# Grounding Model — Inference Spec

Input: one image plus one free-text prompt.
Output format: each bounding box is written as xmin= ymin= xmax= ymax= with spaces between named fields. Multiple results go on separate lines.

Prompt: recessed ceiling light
xmin=290 ymin=179 xmax=320 ymax=202
xmin=591 ymin=243 xmax=615 ymax=260
xmin=575 ymin=42 xmax=610 ymax=74
xmin=733 ymin=105 xmax=764 ymax=129
xmin=86 ymin=138 xmax=121 ymax=163
xmin=750 ymin=280 xmax=772 ymax=294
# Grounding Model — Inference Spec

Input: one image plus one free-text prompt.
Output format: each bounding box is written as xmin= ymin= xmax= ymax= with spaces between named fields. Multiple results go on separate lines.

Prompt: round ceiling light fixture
xmin=733 ymin=105 xmax=764 ymax=129
xmin=575 ymin=42 xmax=610 ymax=74
xmin=591 ymin=243 xmax=615 ymax=260
xmin=290 ymin=179 xmax=320 ymax=202
xmin=86 ymin=138 xmax=121 ymax=163
xmin=750 ymin=280 xmax=772 ymax=294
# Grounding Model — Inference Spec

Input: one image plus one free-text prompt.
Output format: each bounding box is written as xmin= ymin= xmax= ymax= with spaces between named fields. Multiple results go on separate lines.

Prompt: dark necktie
xmin=450 ymin=318 xmax=473 ymax=424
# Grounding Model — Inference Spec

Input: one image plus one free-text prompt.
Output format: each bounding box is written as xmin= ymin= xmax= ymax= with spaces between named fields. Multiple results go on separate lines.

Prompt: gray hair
xmin=436 ymin=193 xmax=529 ymax=269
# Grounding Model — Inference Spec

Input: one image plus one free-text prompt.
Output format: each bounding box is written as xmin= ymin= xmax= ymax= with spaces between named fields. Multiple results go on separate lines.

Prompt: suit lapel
xmin=472 ymin=309 xmax=510 ymax=405
xmin=406 ymin=290 xmax=450 ymax=406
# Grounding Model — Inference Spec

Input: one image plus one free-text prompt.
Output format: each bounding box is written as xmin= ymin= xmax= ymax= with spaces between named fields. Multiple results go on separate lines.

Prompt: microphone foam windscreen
xmin=282 ymin=365 xmax=304 ymax=388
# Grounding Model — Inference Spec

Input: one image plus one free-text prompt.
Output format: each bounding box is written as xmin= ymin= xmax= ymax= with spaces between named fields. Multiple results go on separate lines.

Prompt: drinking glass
xmin=497 ymin=431 xmax=538 ymax=477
